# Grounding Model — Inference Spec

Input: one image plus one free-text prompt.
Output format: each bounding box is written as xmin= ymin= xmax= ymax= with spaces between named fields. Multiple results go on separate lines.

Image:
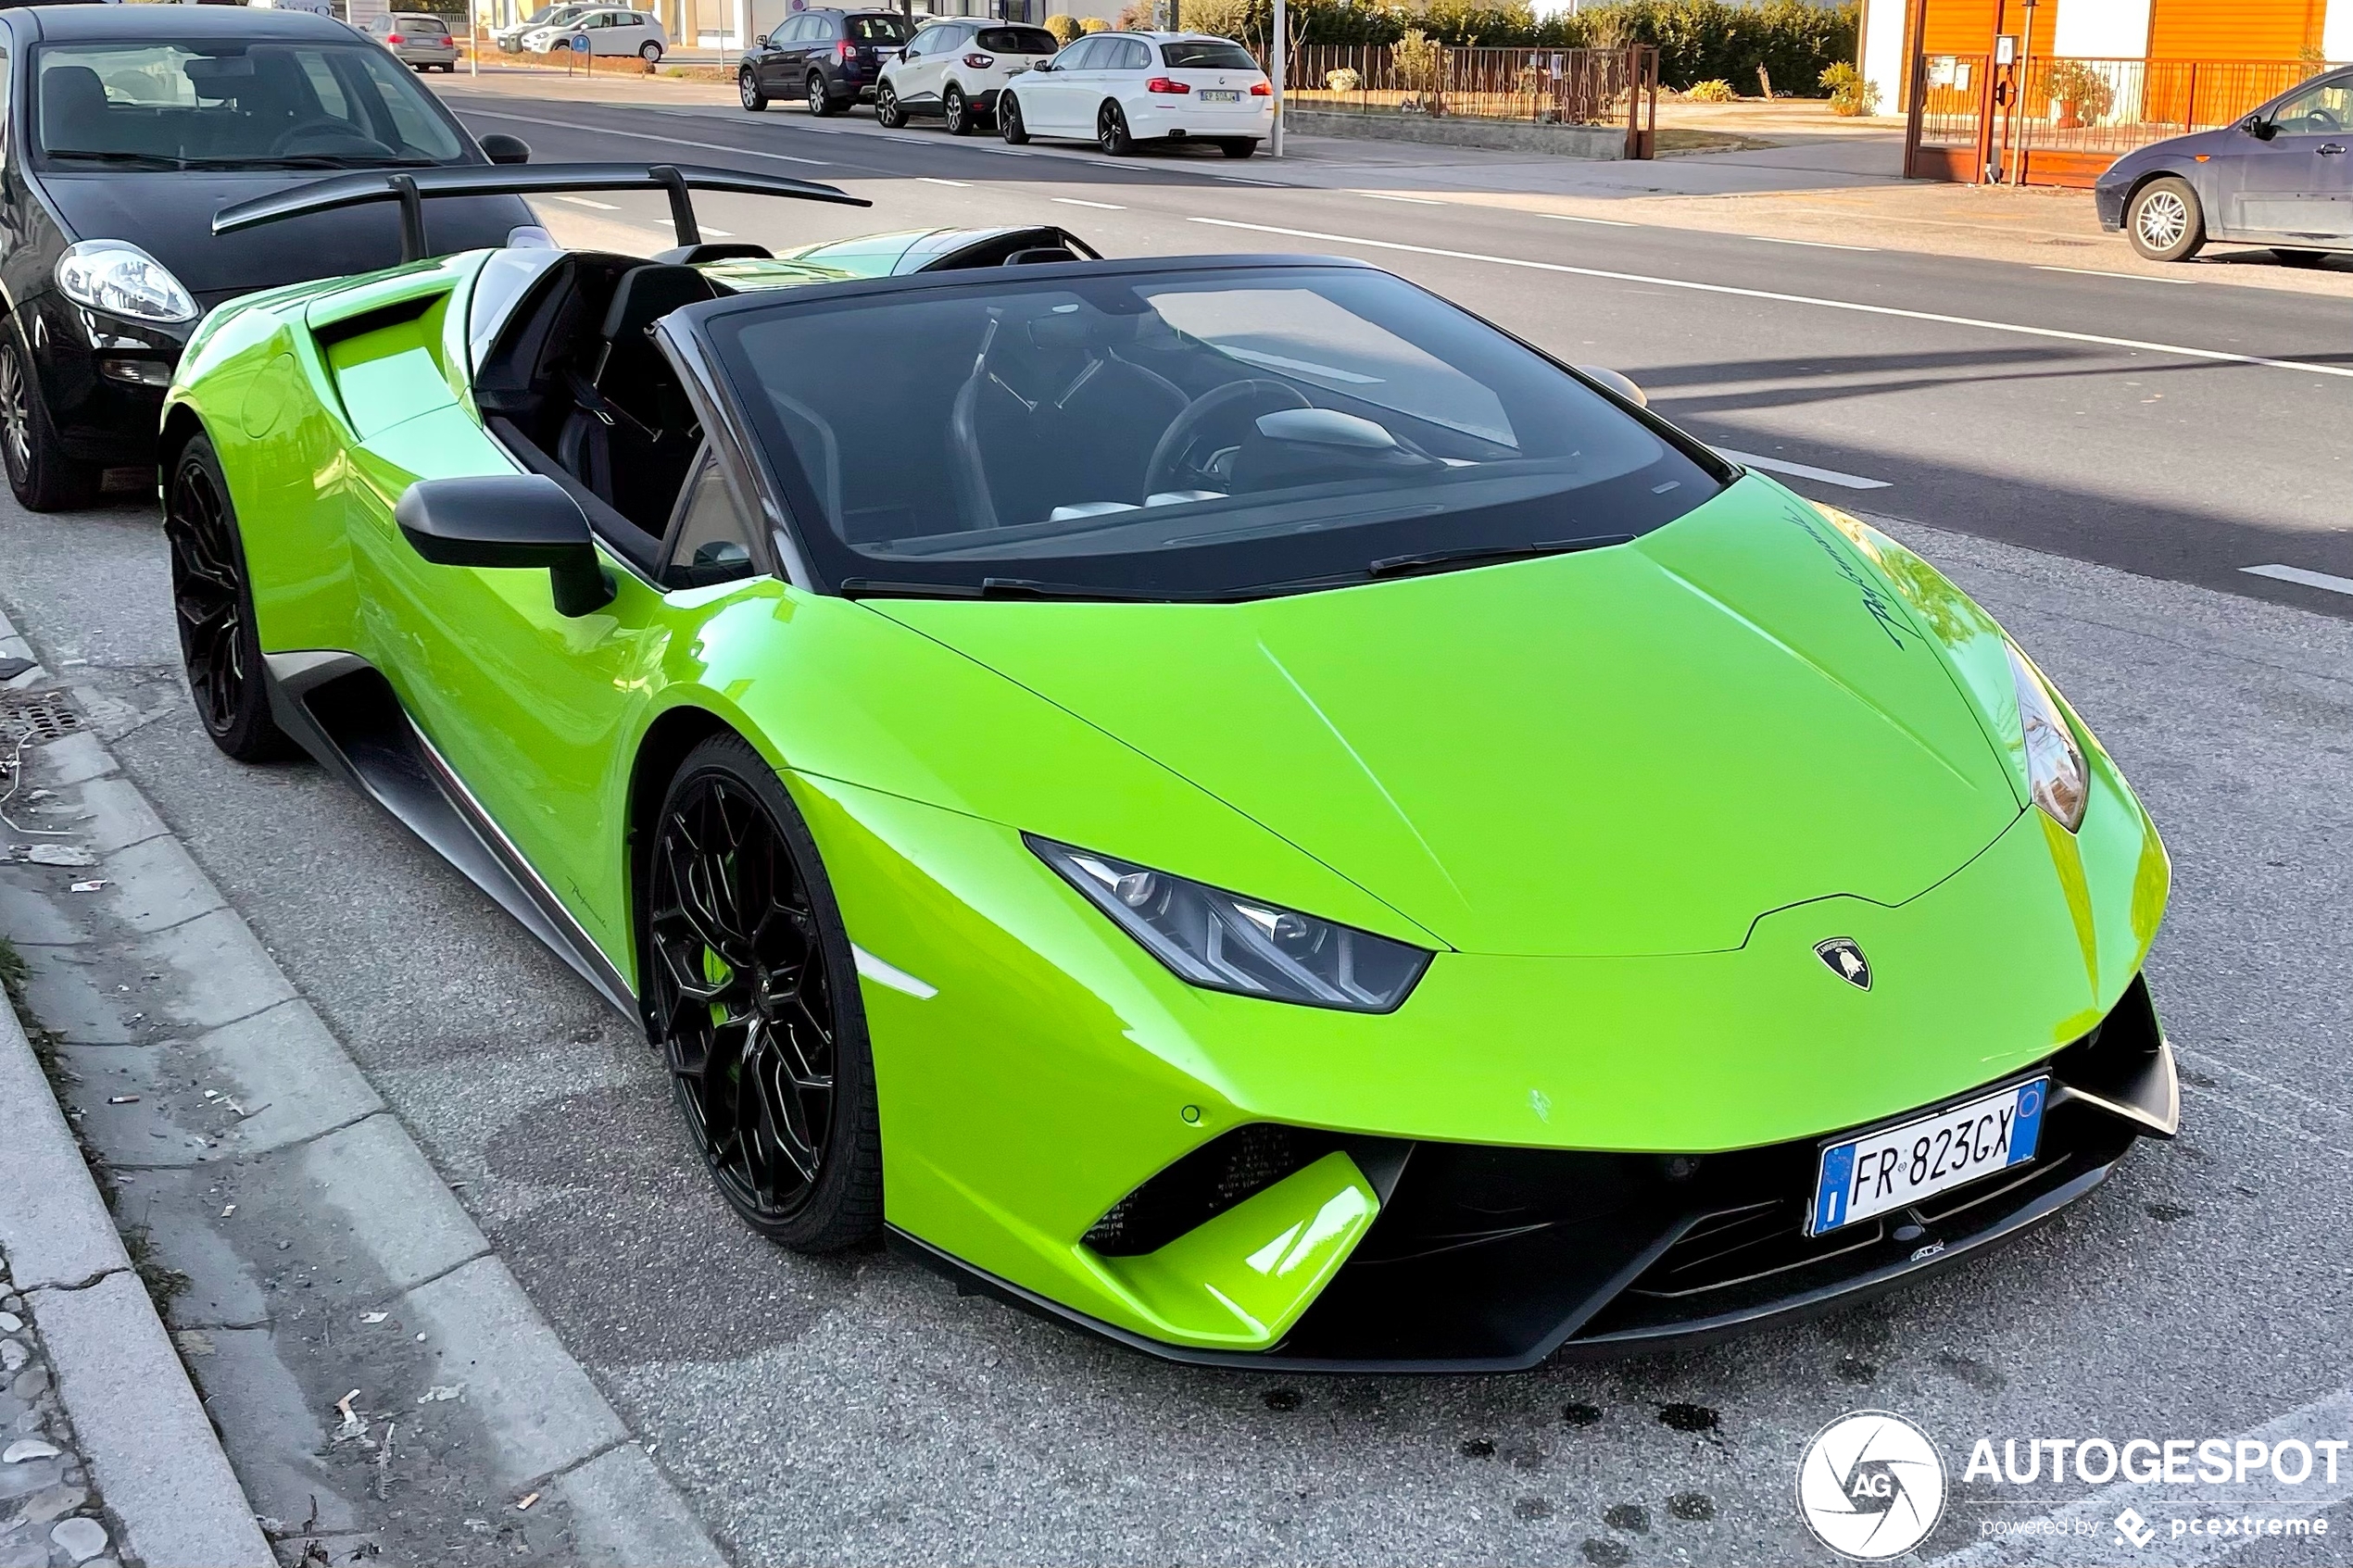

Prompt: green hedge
xmin=1184 ymin=0 xmax=1858 ymax=92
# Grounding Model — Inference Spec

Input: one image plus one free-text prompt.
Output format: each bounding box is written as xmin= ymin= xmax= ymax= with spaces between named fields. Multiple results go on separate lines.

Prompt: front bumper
xmin=19 ymin=292 xmax=186 ymax=464
xmin=2095 ymin=178 xmax=2129 ymax=230
xmin=901 ymin=973 xmax=2176 ymax=1371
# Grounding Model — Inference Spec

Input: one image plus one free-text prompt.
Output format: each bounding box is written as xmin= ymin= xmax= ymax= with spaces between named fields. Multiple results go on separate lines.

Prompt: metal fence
xmin=1282 ymin=43 xmax=1654 ymax=129
xmin=1915 ymin=54 xmax=2345 ymax=163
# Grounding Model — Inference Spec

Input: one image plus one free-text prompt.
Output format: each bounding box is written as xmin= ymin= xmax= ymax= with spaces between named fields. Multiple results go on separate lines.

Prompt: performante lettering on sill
xmin=1785 ymin=500 xmax=1914 ymax=651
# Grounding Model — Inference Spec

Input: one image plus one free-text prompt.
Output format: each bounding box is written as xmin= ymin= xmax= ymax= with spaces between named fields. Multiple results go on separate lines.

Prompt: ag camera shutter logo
xmin=1797 ymin=1411 xmax=1947 ymax=1560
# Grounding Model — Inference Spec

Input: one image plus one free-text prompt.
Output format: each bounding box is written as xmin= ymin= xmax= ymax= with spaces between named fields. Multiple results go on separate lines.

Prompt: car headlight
xmin=54 ymin=240 xmax=197 ymax=325
xmin=1028 ymin=835 xmax=1430 ymax=1012
xmin=2007 ymin=642 xmax=2087 ymax=831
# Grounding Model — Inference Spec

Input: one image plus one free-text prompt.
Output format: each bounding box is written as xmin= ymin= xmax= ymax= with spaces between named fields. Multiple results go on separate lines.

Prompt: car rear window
xmin=399 ymin=17 xmax=450 ymax=33
xmin=849 ymin=14 xmax=912 ymax=43
xmin=976 ymin=26 xmax=1057 ymax=54
xmin=1160 ymin=39 xmax=1256 ymax=69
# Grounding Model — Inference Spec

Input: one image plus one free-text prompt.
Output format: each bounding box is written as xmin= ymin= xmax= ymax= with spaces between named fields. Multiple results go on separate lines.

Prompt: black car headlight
xmin=1027 ymin=835 xmax=1430 ymax=1012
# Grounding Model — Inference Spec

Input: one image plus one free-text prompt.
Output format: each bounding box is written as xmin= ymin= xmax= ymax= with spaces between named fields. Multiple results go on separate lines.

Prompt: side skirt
xmin=263 ymin=651 xmax=639 ymax=1021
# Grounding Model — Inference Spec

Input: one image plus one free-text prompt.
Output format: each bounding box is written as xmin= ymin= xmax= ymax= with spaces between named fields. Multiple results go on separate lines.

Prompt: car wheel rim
xmin=0 ymin=349 xmax=31 ymax=483
xmin=946 ymin=91 xmax=963 ymax=130
xmin=2138 ymin=191 xmax=2186 ymax=249
xmin=1100 ymin=107 xmax=1118 ymax=150
xmin=650 ymin=775 xmax=837 ymax=1223
xmin=809 ymin=76 xmax=824 ymax=112
xmin=740 ymin=72 xmax=756 ymax=105
xmin=165 ymin=459 xmax=245 ymax=738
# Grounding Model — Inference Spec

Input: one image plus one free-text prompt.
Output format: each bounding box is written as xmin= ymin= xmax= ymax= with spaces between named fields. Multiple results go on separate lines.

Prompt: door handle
xmin=2321 ymin=143 xmax=2348 ymax=155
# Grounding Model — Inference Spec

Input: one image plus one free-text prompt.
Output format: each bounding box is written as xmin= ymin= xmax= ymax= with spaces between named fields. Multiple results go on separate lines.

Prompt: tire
xmin=874 ymin=81 xmax=905 ymax=127
xmin=943 ymin=82 xmax=975 ymax=135
xmin=639 ymin=41 xmax=662 ymax=64
xmin=644 ymin=732 xmax=883 ymax=1252
xmin=0 ymin=337 xmax=101 ymax=513
xmin=1097 ymin=99 xmax=1133 ymax=156
xmin=999 ymin=91 xmax=1029 ymax=144
xmin=1217 ymin=136 xmax=1257 ymax=158
xmin=806 ymin=70 xmax=839 ymax=116
xmin=165 ymin=434 xmax=296 ymax=763
xmin=2126 ymin=175 xmax=2205 ymax=262
xmin=2272 ymin=247 xmax=2331 ymax=267
xmin=740 ymin=68 xmax=768 ymax=110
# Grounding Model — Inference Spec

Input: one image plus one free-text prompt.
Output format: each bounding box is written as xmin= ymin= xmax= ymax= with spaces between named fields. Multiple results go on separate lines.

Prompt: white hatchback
xmin=876 ymin=20 xmax=1061 ymax=136
xmin=521 ymin=6 xmax=668 ymax=62
xmin=999 ymin=31 xmax=1270 ymax=158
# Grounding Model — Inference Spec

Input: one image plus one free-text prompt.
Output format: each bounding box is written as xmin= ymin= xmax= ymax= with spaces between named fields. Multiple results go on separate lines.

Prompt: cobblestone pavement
xmin=0 ymin=1254 xmax=124 ymax=1568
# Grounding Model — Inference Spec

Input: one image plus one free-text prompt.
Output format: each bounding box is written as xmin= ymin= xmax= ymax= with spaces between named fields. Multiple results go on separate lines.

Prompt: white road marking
xmin=701 ymin=226 xmax=735 ymax=237
xmin=1185 ymin=216 xmax=2353 ymax=381
xmin=1358 ymin=191 xmax=1446 ymax=205
xmin=1714 ymin=448 xmax=1894 ymax=490
xmin=453 ymin=107 xmax=834 ymax=165
xmin=1215 ymin=176 xmax=1287 ymax=185
xmin=1540 ymin=212 xmax=1638 ymax=227
xmin=1744 ymin=234 xmax=1875 ymax=251
xmin=920 ymin=176 xmax=973 ymax=187
xmin=555 ymin=194 xmax=618 ymax=209
xmin=2243 ymin=562 xmax=2353 ymax=596
xmin=1051 ymin=196 xmax=1126 ymax=209
xmin=2034 ymin=264 xmax=2191 ymax=284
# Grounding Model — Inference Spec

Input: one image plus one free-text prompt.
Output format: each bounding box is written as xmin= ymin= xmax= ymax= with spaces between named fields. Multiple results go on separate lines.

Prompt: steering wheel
xmin=1143 ymin=379 xmax=1310 ymax=497
xmin=2304 ymin=107 xmax=2344 ymax=132
xmin=269 ymin=118 xmax=393 ymax=157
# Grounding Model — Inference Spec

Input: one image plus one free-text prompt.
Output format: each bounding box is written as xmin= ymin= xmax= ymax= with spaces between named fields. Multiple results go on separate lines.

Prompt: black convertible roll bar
xmin=213 ymin=162 xmax=870 ymax=264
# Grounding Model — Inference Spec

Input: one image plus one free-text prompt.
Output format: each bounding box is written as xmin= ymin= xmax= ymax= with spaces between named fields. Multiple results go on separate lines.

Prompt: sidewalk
xmin=433 ymin=69 xmax=2353 ymax=298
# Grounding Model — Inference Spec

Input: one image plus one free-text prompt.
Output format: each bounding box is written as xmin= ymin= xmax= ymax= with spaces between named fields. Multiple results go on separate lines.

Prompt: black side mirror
xmin=2244 ymin=116 xmax=2277 ymax=140
xmin=395 ymin=474 xmax=614 ymax=617
xmin=480 ymin=132 xmax=532 ymax=165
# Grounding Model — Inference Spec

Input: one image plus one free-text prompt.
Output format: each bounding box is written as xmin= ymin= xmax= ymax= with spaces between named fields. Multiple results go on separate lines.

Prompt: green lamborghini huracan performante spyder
xmin=163 ymin=164 xmax=2178 ymax=1371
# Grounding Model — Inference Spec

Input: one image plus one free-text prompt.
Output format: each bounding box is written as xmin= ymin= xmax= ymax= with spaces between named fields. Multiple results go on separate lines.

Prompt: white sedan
xmin=521 ymin=6 xmax=667 ymax=62
xmin=999 ymin=31 xmax=1270 ymax=157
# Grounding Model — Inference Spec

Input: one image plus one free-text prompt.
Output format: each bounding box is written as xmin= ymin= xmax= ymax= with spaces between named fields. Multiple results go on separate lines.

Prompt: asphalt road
xmin=3 ymin=88 xmax=2352 ymax=1566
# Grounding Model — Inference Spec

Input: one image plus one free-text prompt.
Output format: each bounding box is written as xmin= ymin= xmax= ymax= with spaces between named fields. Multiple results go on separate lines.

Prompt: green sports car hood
xmin=873 ymin=478 xmax=2029 ymax=958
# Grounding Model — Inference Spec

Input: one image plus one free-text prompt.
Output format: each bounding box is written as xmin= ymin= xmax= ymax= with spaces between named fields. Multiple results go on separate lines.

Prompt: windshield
xmin=710 ymin=266 xmax=1721 ymax=601
xmin=977 ymin=25 xmax=1058 ymax=53
xmin=849 ymin=14 xmax=912 ymax=43
xmin=34 ymin=41 xmax=470 ymax=169
xmin=1160 ymin=39 xmax=1257 ymax=70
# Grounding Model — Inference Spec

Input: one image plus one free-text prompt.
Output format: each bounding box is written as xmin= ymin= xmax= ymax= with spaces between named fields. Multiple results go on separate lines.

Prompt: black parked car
xmin=0 ymin=4 xmax=538 ymax=510
xmin=737 ymin=7 xmax=912 ymax=117
xmin=2098 ymin=66 xmax=2353 ymax=263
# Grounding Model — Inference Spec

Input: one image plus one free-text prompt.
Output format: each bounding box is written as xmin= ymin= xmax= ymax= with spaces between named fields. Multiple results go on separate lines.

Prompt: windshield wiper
xmin=44 ymin=149 xmax=186 ymax=169
xmin=1365 ymin=533 xmax=1632 ymax=580
xmin=179 ymin=155 xmax=439 ymax=169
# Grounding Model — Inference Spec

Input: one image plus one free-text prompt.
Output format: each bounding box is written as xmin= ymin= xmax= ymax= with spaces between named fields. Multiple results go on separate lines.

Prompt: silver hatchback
xmin=369 ymin=13 xmax=459 ymax=72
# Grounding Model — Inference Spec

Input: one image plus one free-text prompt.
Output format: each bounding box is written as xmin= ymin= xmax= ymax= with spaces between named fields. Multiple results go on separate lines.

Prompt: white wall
xmin=2052 ymin=0 xmax=2151 ymax=57
xmin=1859 ymin=0 xmax=1904 ymax=115
xmin=2327 ymin=0 xmax=2353 ymax=63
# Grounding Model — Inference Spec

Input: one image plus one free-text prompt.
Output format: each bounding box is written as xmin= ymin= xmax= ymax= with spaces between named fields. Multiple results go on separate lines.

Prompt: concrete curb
xmin=0 ymin=983 xmax=275 ymax=1568
xmin=0 ymin=606 xmax=728 ymax=1566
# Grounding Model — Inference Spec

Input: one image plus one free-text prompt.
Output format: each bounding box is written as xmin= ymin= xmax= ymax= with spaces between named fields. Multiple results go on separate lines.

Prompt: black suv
xmin=738 ymin=8 xmax=913 ymax=116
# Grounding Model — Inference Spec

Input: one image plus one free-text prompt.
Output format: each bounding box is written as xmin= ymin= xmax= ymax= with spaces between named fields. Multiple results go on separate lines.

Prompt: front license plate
xmin=1808 ymin=1078 xmax=2046 ymax=1236
xmin=1200 ymin=89 xmax=1241 ymax=101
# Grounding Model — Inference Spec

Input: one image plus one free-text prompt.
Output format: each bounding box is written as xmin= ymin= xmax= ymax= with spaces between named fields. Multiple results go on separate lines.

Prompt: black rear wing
xmin=213 ymin=161 xmax=869 ymax=263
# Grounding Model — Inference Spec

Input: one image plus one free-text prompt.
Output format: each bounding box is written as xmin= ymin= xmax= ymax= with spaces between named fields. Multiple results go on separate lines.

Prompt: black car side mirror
xmin=480 ymin=132 xmax=532 ymax=164
xmin=395 ymin=474 xmax=615 ymax=617
xmin=2245 ymin=115 xmax=2277 ymax=140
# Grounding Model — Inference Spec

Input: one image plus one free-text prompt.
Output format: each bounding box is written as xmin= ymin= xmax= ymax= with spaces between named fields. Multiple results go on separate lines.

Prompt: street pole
xmin=469 ymin=0 xmax=479 ymax=76
xmin=1270 ymin=0 xmax=1285 ymax=157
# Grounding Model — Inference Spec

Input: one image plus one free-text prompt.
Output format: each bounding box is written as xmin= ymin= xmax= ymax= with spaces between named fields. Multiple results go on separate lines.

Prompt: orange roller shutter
xmin=2148 ymin=0 xmax=2324 ymax=59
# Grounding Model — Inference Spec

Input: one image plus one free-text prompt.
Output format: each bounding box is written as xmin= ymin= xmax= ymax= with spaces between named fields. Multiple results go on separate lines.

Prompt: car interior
xmin=470 ymin=227 xmax=1097 ymax=581
xmin=37 ymin=45 xmax=459 ymax=163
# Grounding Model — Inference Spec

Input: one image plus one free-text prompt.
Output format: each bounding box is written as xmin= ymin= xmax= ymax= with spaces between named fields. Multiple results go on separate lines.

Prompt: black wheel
xmin=2272 ymin=247 xmax=2331 ymax=267
xmin=739 ymin=69 xmax=768 ymax=110
xmin=1217 ymin=136 xmax=1257 ymax=158
xmin=999 ymin=91 xmax=1029 ymax=144
xmin=943 ymin=83 xmax=975 ymax=135
xmin=0 ymin=337 xmax=101 ymax=513
xmin=1097 ymin=99 xmax=1133 ymax=156
xmin=166 ymin=435 xmax=295 ymax=762
xmin=2126 ymin=175 xmax=2205 ymax=262
xmin=806 ymin=70 xmax=839 ymax=116
xmin=874 ymin=80 xmax=905 ymax=127
xmin=645 ymin=734 xmax=882 ymax=1250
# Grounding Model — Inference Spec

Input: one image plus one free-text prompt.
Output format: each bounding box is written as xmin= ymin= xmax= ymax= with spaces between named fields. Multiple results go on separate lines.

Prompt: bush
xmin=1391 ymin=27 xmax=1446 ymax=104
xmin=1042 ymin=13 xmax=1084 ymax=44
xmin=1820 ymin=59 xmax=1880 ymax=114
xmin=1686 ymin=77 xmax=1736 ymax=101
xmin=1077 ymin=15 xmax=1112 ymax=31
xmin=1325 ymin=66 xmax=1362 ymax=91
xmin=2045 ymin=57 xmax=2112 ymax=121
xmin=1177 ymin=0 xmax=1254 ymax=40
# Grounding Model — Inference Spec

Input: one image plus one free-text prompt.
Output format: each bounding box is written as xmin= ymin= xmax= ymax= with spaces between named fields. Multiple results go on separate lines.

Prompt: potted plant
xmin=2048 ymin=59 xmax=2113 ymax=130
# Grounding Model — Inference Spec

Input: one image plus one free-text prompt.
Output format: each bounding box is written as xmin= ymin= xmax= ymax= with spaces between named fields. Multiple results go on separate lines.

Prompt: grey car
xmin=2097 ymin=67 xmax=2353 ymax=263
xmin=368 ymin=12 xmax=460 ymax=72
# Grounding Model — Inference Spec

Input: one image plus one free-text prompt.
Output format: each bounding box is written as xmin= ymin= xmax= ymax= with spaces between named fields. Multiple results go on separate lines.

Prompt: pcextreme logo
xmin=1796 ymin=1411 xmax=1948 ymax=1560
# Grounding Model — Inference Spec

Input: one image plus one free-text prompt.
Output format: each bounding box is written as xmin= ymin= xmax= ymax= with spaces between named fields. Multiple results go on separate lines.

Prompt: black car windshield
xmin=709 ymin=265 xmax=1724 ymax=600
xmin=1160 ymin=39 xmax=1257 ymax=69
xmin=32 ymin=41 xmax=470 ymax=170
xmin=849 ymin=14 xmax=913 ymax=43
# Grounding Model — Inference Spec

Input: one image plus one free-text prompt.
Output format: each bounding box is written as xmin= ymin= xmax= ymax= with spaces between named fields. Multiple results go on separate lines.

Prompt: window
xmin=2271 ymin=73 xmax=2353 ymax=134
xmin=613 ymin=12 xmax=643 ymax=25
xmin=401 ymin=16 xmax=450 ymax=33
xmin=1056 ymin=36 xmax=1102 ymax=69
xmin=1160 ymin=39 xmax=1255 ymax=70
xmin=32 ymin=40 xmax=470 ymax=168
xmin=977 ymin=26 xmax=1057 ymax=53
xmin=786 ymin=15 xmax=822 ymax=40
xmin=849 ymin=13 xmax=914 ymax=42
xmin=665 ymin=446 xmax=757 ymax=585
xmin=1114 ymin=38 xmax=1151 ymax=70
